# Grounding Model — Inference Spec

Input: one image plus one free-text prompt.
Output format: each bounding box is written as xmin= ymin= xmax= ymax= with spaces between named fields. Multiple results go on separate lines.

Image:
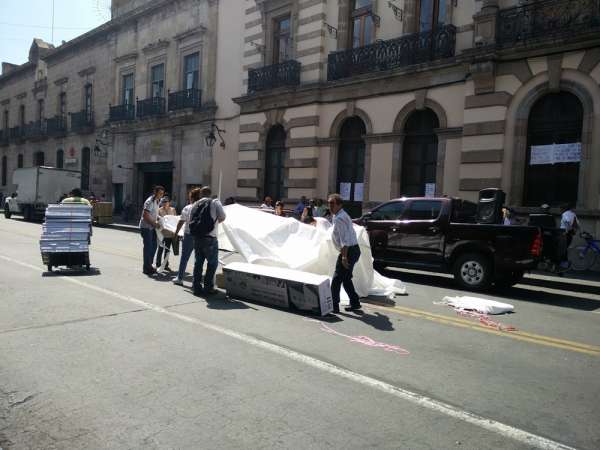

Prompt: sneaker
xmin=172 ymin=278 xmax=183 ymax=286
xmin=204 ymin=288 xmax=218 ymax=295
xmin=344 ymin=304 xmax=362 ymax=312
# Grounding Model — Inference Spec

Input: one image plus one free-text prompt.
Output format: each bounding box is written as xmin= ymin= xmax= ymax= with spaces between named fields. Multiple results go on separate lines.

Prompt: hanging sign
xmin=530 ymin=143 xmax=581 ymax=165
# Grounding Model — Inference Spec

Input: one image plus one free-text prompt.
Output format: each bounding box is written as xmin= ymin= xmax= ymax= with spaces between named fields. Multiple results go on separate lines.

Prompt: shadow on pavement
xmin=519 ymin=276 xmax=600 ymax=296
xmin=42 ymin=268 xmax=102 ymax=277
xmin=204 ymin=292 xmax=257 ymax=310
xmin=382 ymin=269 xmax=600 ymax=312
xmin=338 ymin=310 xmax=395 ymax=331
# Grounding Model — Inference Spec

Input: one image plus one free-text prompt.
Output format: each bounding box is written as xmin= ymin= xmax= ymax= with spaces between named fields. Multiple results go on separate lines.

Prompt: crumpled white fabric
xmin=440 ymin=296 xmax=514 ymax=315
xmin=218 ymin=204 xmax=406 ymax=299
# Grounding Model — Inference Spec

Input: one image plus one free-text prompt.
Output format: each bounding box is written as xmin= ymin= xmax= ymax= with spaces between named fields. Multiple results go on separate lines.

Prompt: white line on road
xmin=0 ymin=253 xmax=579 ymax=450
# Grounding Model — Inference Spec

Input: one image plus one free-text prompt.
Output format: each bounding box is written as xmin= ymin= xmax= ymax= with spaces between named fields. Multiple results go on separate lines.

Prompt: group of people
xmin=139 ymin=187 xmax=362 ymax=313
xmin=260 ymin=196 xmax=331 ymax=224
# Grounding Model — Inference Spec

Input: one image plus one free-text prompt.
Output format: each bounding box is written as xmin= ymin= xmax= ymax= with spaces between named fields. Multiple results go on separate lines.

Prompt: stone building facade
xmin=234 ymin=0 xmax=600 ymax=234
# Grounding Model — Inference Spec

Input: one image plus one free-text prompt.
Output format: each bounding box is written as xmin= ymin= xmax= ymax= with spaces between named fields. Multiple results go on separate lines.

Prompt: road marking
xmin=365 ymin=302 xmax=600 ymax=356
xmin=0 ymin=253 xmax=580 ymax=450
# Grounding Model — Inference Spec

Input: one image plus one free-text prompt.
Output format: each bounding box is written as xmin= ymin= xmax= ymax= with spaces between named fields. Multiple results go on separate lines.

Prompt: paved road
xmin=0 ymin=216 xmax=599 ymax=450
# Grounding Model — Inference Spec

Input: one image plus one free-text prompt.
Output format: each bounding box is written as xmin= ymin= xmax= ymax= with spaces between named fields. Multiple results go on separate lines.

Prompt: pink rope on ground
xmin=304 ymin=319 xmax=410 ymax=356
xmin=454 ymin=309 xmax=517 ymax=332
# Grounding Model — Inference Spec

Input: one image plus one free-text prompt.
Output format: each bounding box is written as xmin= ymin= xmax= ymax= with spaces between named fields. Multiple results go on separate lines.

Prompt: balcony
xmin=248 ymin=60 xmax=301 ymax=93
xmin=168 ymin=89 xmax=202 ymax=111
xmin=109 ymin=103 xmax=135 ymax=122
xmin=327 ymin=25 xmax=457 ymax=81
xmin=497 ymin=0 xmax=600 ymax=47
xmin=137 ymin=97 xmax=166 ymax=119
xmin=9 ymin=126 xmax=25 ymax=142
xmin=25 ymin=120 xmax=47 ymax=141
xmin=46 ymin=116 xmax=68 ymax=137
xmin=71 ymin=110 xmax=95 ymax=133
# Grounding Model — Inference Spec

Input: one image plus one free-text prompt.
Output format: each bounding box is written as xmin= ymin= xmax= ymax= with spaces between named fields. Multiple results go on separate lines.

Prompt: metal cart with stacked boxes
xmin=40 ymin=204 xmax=93 ymax=272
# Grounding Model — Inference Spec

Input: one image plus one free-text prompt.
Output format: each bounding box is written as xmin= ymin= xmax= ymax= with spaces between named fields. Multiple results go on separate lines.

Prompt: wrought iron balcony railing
xmin=137 ymin=97 xmax=166 ymax=118
xmin=71 ymin=110 xmax=95 ymax=133
xmin=497 ymin=0 xmax=600 ymax=46
xmin=46 ymin=116 xmax=68 ymax=137
xmin=109 ymin=103 xmax=135 ymax=122
xmin=25 ymin=120 xmax=47 ymax=140
xmin=327 ymin=25 xmax=456 ymax=81
xmin=168 ymin=88 xmax=202 ymax=111
xmin=9 ymin=126 xmax=25 ymax=141
xmin=248 ymin=60 xmax=301 ymax=93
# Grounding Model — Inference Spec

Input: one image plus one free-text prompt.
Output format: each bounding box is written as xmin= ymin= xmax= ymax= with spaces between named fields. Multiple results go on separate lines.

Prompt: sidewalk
xmin=101 ymin=217 xmax=139 ymax=233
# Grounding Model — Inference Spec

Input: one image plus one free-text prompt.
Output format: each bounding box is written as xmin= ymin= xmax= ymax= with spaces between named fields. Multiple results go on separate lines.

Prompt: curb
xmin=99 ymin=224 xmax=140 ymax=233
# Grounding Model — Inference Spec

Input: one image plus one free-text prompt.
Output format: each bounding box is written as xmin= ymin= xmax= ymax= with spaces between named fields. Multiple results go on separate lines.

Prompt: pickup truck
xmin=355 ymin=197 xmax=543 ymax=291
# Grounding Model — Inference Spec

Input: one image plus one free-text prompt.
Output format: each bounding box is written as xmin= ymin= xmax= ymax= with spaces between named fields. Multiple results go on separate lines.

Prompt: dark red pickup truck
xmin=355 ymin=197 xmax=543 ymax=291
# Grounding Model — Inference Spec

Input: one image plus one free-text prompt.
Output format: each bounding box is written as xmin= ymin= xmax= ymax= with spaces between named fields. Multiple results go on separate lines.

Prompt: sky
xmin=0 ymin=0 xmax=110 ymax=67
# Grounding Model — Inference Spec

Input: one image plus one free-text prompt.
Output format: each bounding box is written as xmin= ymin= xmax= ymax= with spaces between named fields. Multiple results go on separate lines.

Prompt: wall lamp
xmin=388 ymin=1 xmax=403 ymax=21
xmin=205 ymin=123 xmax=226 ymax=149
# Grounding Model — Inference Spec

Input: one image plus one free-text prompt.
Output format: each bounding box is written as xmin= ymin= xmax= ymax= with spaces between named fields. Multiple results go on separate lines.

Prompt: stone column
xmin=473 ymin=0 xmax=499 ymax=46
xmin=171 ymin=128 xmax=184 ymax=209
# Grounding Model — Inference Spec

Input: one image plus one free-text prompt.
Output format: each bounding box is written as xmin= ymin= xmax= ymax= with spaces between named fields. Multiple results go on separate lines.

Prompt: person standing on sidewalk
xmin=139 ymin=185 xmax=165 ymax=275
xmin=189 ymin=186 xmax=226 ymax=295
xmin=328 ymin=193 xmax=361 ymax=313
xmin=173 ymin=188 xmax=202 ymax=286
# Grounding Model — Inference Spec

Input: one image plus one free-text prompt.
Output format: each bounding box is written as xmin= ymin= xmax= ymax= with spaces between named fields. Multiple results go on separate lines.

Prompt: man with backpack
xmin=189 ymin=186 xmax=226 ymax=295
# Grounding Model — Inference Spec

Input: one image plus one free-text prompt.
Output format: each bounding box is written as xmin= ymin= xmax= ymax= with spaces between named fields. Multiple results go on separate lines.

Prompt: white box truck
xmin=4 ymin=167 xmax=82 ymax=221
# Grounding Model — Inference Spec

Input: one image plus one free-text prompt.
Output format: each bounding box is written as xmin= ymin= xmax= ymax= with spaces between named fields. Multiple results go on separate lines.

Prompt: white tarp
xmin=530 ymin=143 xmax=581 ymax=165
xmin=219 ymin=204 xmax=406 ymax=299
xmin=440 ymin=296 xmax=514 ymax=315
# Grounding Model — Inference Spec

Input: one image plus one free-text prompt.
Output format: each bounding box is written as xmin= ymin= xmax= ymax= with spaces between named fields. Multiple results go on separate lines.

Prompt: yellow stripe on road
xmin=365 ymin=302 xmax=600 ymax=356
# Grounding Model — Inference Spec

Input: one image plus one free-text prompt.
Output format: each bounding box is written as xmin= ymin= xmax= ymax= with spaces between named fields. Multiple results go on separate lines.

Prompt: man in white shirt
xmin=139 ymin=185 xmax=165 ymax=275
xmin=560 ymin=203 xmax=579 ymax=248
xmin=328 ymin=193 xmax=361 ymax=313
xmin=190 ymin=186 xmax=226 ymax=295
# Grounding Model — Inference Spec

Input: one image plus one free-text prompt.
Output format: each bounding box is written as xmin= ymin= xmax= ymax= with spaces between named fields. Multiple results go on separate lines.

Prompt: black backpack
xmin=189 ymin=199 xmax=215 ymax=237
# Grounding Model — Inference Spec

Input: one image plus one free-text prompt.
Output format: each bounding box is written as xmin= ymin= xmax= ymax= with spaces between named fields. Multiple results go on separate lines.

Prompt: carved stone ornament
xmin=142 ymin=39 xmax=170 ymax=54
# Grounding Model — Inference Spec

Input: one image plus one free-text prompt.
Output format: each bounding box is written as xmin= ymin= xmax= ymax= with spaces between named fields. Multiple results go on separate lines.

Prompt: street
xmin=0 ymin=216 xmax=599 ymax=450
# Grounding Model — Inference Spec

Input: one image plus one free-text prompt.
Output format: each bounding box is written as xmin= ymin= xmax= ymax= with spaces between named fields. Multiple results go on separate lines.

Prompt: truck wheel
xmin=3 ymin=206 xmax=10 ymax=219
xmin=495 ymin=270 xmax=524 ymax=290
xmin=453 ymin=253 xmax=492 ymax=291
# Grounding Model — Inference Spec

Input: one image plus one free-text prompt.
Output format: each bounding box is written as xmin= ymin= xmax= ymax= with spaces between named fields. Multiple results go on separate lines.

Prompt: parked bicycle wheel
xmin=569 ymin=245 xmax=598 ymax=271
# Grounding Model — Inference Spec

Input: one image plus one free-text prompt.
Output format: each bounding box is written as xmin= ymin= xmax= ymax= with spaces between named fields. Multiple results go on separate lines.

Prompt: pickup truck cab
xmin=356 ymin=197 xmax=543 ymax=291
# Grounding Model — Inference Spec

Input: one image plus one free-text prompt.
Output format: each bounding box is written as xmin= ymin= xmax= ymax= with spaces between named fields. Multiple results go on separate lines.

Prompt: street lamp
xmin=205 ymin=123 xmax=226 ymax=149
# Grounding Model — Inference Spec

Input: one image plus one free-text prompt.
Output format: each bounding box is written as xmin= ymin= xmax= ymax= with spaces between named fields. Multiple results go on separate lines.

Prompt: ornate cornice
xmin=78 ymin=67 xmax=96 ymax=77
xmin=54 ymin=77 xmax=69 ymax=86
xmin=174 ymin=26 xmax=207 ymax=42
xmin=114 ymin=52 xmax=138 ymax=64
xmin=142 ymin=39 xmax=170 ymax=54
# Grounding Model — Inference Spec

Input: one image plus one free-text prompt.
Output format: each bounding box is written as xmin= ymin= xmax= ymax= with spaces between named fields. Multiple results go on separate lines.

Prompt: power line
xmin=0 ymin=22 xmax=92 ymax=31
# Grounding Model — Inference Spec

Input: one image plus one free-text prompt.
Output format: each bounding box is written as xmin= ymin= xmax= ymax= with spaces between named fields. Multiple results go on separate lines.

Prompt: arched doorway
xmin=33 ymin=151 xmax=45 ymax=167
xmin=81 ymin=147 xmax=90 ymax=191
xmin=337 ymin=116 xmax=366 ymax=218
xmin=401 ymin=108 xmax=439 ymax=197
xmin=264 ymin=125 xmax=286 ymax=202
xmin=524 ymin=92 xmax=583 ymax=206
xmin=56 ymin=149 xmax=64 ymax=169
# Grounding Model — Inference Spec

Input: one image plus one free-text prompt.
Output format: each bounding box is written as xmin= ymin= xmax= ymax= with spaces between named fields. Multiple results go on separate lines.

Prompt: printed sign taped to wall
xmin=530 ymin=143 xmax=581 ymax=165
xmin=425 ymin=183 xmax=436 ymax=198
xmin=353 ymin=183 xmax=364 ymax=202
xmin=340 ymin=182 xmax=351 ymax=201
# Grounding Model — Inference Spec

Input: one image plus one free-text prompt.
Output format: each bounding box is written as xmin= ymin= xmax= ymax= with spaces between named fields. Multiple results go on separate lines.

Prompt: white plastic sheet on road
xmin=440 ymin=296 xmax=514 ymax=315
xmin=218 ymin=204 xmax=406 ymax=300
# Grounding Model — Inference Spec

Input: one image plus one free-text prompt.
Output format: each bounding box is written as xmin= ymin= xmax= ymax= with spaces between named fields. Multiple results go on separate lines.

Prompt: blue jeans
xmin=140 ymin=228 xmax=157 ymax=272
xmin=177 ymin=233 xmax=194 ymax=280
xmin=193 ymin=236 xmax=219 ymax=293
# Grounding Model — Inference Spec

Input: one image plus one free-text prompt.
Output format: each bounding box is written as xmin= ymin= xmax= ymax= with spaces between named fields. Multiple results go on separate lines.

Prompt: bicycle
xmin=568 ymin=231 xmax=600 ymax=271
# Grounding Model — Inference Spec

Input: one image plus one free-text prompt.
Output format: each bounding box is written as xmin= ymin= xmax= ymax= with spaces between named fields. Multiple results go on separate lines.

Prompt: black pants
xmin=331 ymin=245 xmax=361 ymax=308
xmin=156 ymin=238 xmax=172 ymax=267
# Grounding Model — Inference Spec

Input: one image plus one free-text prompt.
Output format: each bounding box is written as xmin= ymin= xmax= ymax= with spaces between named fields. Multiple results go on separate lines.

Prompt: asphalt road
xmin=0 ymin=216 xmax=599 ymax=450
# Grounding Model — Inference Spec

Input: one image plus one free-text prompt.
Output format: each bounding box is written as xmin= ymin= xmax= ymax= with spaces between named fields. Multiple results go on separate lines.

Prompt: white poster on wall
xmin=340 ymin=182 xmax=352 ymax=201
xmin=530 ymin=143 xmax=581 ymax=165
xmin=353 ymin=183 xmax=364 ymax=202
xmin=425 ymin=183 xmax=436 ymax=198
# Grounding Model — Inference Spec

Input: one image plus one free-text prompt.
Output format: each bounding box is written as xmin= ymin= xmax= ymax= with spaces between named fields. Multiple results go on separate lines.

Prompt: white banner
xmin=530 ymin=143 xmax=581 ymax=165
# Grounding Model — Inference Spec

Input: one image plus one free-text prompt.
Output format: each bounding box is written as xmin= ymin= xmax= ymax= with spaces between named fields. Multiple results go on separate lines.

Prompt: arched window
xmin=33 ymin=151 xmax=45 ymax=167
xmin=1 ymin=155 xmax=6 ymax=186
xmin=264 ymin=125 xmax=286 ymax=202
xmin=56 ymin=149 xmax=64 ymax=169
xmin=337 ymin=116 xmax=366 ymax=218
xmin=524 ymin=92 xmax=583 ymax=206
xmin=17 ymin=154 xmax=23 ymax=168
xmin=81 ymin=147 xmax=91 ymax=191
xmin=401 ymin=108 xmax=440 ymax=197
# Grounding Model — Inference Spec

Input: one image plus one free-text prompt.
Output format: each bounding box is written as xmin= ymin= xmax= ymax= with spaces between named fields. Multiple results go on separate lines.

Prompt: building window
xmin=151 ymin=64 xmax=165 ymax=98
xmin=19 ymin=105 xmax=25 ymax=127
xmin=81 ymin=147 xmax=91 ymax=191
xmin=273 ymin=15 xmax=292 ymax=64
xmin=351 ymin=0 xmax=375 ymax=48
xmin=56 ymin=149 xmax=64 ymax=169
xmin=37 ymin=99 xmax=45 ymax=122
xmin=17 ymin=154 xmax=23 ymax=168
xmin=34 ymin=151 xmax=45 ymax=167
xmin=524 ymin=92 xmax=583 ymax=207
xmin=417 ymin=0 xmax=446 ymax=32
xmin=401 ymin=109 xmax=440 ymax=197
xmin=183 ymin=53 xmax=200 ymax=90
xmin=84 ymin=84 xmax=93 ymax=116
xmin=122 ymin=74 xmax=134 ymax=104
xmin=2 ymin=110 xmax=8 ymax=131
xmin=1 ymin=156 xmax=6 ymax=186
xmin=58 ymin=92 xmax=67 ymax=119
xmin=264 ymin=125 xmax=287 ymax=202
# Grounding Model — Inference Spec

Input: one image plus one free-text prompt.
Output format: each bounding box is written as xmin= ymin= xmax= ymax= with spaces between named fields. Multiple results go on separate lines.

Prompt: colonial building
xmin=233 ymin=0 xmax=600 ymax=232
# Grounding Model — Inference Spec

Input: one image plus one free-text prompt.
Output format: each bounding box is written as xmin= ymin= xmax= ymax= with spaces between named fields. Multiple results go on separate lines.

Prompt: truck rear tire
xmin=3 ymin=206 xmax=10 ymax=219
xmin=453 ymin=253 xmax=492 ymax=291
xmin=495 ymin=270 xmax=524 ymax=290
